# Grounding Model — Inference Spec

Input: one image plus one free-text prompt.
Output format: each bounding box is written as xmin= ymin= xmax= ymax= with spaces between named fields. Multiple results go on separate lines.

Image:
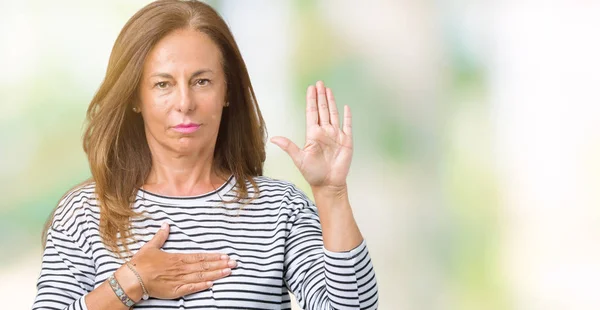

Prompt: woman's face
xmin=138 ymin=28 xmax=227 ymax=157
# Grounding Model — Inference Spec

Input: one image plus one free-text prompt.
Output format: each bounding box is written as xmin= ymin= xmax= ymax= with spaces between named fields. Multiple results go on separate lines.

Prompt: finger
xmin=316 ymin=81 xmax=330 ymax=125
xmin=145 ymin=222 xmax=170 ymax=248
xmin=181 ymin=266 xmax=233 ymax=284
xmin=342 ymin=105 xmax=352 ymax=136
xmin=326 ymin=87 xmax=339 ymax=127
xmin=186 ymin=258 xmax=237 ymax=273
xmin=180 ymin=252 xmax=229 ymax=264
xmin=270 ymin=136 xmax=302 ymax=167
xmin=175 ymin=281 xmax=214 ymax=296
xmin=306 ymin=85 xmax=318 ymax=127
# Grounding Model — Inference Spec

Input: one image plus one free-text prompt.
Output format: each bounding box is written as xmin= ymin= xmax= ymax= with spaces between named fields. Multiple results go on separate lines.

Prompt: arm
xmin=271 ymin=81 xmax=378 ymax=308
xmin=31 ymin=228 xmax=141 ymax=310
xmin=283 ymin=185 xmax=379 ymax=310
xmin=312 ymin=186 xmax=363 ymax=252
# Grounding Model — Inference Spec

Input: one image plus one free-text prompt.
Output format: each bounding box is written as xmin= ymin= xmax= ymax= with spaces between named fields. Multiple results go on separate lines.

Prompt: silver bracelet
xmin=126 ymin=262 xmax=150 ymax=300
xmin=108 ymin=273 xmax=136 ymax=307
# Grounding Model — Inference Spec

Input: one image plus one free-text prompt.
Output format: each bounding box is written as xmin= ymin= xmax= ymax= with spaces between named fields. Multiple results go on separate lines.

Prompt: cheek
xmin=208 ymin=104 xmax=224 ymax=122
xmin=149 ymin=95 xmax=171 ymax=111
xmin=195 ymin=93 xmax=224 ymax=117
xmin=142 ymin=101 xmax=172 ymax=130
xmin=144 ymin=94 xmax=171 ymax=113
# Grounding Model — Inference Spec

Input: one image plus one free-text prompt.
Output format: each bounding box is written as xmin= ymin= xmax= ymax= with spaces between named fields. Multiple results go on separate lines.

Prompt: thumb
xmin=270 ymin=136 xmax=302 ymax=167
xmin=145 ymin=222 xmax=170 ymax=249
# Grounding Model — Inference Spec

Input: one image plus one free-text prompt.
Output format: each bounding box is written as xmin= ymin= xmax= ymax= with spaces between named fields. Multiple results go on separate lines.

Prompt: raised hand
xmin=270 ymin=81 xmax=353 ymax=190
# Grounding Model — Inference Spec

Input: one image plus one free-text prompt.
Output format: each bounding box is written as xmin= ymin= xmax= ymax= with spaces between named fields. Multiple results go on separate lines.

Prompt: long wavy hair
xmin=42 ymin=0 xmax=266 ymax=258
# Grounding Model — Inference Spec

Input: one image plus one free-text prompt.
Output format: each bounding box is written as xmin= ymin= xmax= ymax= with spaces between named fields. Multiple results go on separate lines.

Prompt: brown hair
xmin=42 ymin=0 xmax=266 ymax=258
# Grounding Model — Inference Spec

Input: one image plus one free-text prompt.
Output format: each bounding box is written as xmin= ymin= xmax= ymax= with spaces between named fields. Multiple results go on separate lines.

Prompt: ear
xmin=223 ymin=86 xmax=229 ymax=107
xmin=131 ymin=93 xmax=142 ymax=112
xmin=131 ymin=101 xmax=141 ymax=113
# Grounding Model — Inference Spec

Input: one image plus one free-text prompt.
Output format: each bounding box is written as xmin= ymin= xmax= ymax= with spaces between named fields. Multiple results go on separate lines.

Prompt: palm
xmin=271 ymin=81 xmax=353 ymax=188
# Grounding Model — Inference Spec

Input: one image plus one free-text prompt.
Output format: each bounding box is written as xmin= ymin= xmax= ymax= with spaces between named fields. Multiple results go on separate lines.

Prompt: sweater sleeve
xmin=282 ymin=185 xmax=379 ymax=310
xmin=31 ymin=228 xmax=95 ymax=310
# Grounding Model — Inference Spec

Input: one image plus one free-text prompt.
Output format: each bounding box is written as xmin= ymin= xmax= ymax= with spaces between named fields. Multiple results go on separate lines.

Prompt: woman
xmin=31 ymin=1 xmax=378 ymax=309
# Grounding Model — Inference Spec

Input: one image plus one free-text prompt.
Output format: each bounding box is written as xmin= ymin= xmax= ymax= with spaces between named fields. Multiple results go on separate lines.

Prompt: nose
xmin=176 ymin=84 xmax=196 ymax=113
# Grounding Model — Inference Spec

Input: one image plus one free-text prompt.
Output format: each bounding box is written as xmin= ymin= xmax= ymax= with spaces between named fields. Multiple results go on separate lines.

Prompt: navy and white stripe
xmin=32 ymin=175 xmax=378 ymax=309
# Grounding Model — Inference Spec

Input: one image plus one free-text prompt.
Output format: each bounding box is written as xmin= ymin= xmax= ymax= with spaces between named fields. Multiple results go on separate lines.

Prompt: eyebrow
xmin=150 ymin=69 xmax=213 ymax=79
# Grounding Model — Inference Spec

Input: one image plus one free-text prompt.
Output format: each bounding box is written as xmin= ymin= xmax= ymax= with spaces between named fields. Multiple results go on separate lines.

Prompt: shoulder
xmin=246 ymin=175 xmax=314 ymax=205
xmin=246 ymin=177 xmax=320 ymax=225
xmin=51 ymin=181 xmax=98 ymax=234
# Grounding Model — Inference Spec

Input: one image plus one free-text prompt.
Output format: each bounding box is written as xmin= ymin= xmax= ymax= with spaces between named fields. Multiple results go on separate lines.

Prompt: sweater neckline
xmin=135 ymin=174 xmax=235 ymax=203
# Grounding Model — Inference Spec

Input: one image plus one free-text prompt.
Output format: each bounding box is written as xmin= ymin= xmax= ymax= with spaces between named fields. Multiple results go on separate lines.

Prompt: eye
xmin=194 ymin=79 xmax=210 ymax=86
xmin=154 ymin=81 xmax=170 ymax=89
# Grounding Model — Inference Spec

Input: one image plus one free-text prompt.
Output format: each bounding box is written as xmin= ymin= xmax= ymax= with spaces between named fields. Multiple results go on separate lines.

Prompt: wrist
xmin=311 ymin=185 xmax=350 ymax=210
xmin=311 ymin=184 xmax=348 ymax=201
xmin=115 ymin=264 xmax=143 ymax=303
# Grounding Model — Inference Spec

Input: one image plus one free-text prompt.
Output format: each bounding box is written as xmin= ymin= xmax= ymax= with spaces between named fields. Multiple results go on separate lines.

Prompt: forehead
xmin=143 ymin=28 xmax=222 ymax=74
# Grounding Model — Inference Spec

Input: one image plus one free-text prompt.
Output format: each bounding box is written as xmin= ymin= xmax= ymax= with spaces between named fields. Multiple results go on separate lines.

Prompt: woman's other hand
xmin=116 ymin=222 xmax=236 ymax=301
xmin=270 ymin=80 xmax=353 ymax=192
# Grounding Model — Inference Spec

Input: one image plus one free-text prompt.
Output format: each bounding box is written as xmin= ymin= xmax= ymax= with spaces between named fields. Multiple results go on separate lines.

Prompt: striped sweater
xmin=32 ymin=175 xmax=379 ymax=309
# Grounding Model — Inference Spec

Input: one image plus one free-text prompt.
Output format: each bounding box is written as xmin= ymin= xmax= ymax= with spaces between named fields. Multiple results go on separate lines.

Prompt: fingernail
xmin=161 ymin=222 xmax=168 ymax=230
xmin=207 ymin=281 xmax=213 ymax=287
xmin=222 ymin=268 xmax=231 ymax=275
xmin=220 ymin=254 xmax=229 ymax=260
xmin=228 ymin=260 xmax=237 ymax=268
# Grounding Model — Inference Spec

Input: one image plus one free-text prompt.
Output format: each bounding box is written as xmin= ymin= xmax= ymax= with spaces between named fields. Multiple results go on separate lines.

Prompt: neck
xmin=144 ymin=145 xmax=227 ymax=197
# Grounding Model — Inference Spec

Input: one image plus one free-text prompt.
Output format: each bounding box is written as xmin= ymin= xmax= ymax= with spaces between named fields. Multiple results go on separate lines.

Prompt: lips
xmin=172 ymin=123 xmax=200 ymax=134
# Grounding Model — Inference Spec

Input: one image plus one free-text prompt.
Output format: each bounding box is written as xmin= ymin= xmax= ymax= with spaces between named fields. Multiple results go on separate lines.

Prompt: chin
xmin=171 ymin=137 xmax=206 ymax=154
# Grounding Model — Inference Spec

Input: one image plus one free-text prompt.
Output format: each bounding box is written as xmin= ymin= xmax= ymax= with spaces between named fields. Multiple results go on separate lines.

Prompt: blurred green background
xmin=2 ymin=1 xmax=600 ymax=309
